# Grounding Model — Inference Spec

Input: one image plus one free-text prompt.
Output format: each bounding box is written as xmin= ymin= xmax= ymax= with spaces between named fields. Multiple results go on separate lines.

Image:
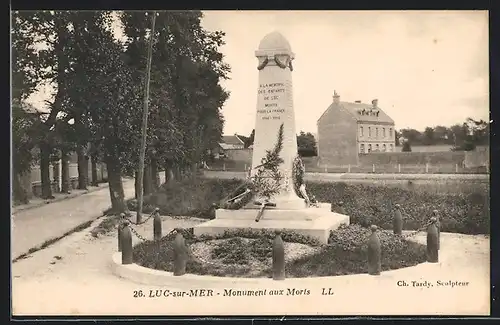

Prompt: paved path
xmin=11 ymin=215 xmax=490 ymax=316
xmin=11 ymin=178 xmax=135 ymax=260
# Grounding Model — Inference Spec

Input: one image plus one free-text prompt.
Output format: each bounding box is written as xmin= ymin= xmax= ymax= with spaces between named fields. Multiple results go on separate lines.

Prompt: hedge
xmin=129 ymin=177 xmax=489 ymax=235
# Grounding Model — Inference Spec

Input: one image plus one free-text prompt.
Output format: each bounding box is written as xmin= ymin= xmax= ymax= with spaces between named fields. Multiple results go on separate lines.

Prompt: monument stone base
xmin=193 ymin=203 xmax=350 ymax=245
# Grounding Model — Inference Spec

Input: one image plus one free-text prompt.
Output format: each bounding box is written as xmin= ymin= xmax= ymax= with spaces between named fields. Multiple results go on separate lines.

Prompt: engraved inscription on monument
xmin=257 ymin=82 xmax=286 ymax=120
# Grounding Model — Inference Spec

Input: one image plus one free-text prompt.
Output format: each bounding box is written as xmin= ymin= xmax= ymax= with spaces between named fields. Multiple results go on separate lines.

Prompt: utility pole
xmin=136 ymin=11 xmax=157 ymax=224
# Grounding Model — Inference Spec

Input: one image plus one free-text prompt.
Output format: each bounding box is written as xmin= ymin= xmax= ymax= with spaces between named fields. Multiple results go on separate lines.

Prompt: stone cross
xmin=251 ymin=31 xmax=305 ymax=210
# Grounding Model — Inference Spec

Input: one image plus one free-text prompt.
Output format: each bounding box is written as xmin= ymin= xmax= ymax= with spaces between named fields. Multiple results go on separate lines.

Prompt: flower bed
xmin=132 ymin=225 xmax=427 ymax=278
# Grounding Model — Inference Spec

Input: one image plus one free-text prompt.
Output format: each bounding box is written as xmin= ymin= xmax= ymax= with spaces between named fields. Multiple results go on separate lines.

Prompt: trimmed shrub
xmin=130 ymin=176 xmax=489 ymax=235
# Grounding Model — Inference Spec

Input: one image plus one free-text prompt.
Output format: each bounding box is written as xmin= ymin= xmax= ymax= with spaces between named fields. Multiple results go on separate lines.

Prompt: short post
xmin=393 ymin=204 xmax=403 ymax=235
xmin=433 ymin=210 xmax=440 ymax=250
xmin=455 ymin=163 xmax=458 ymax=173
xmin=367 ymin=225 xmax=381 ymax=275
xmin=398 ymin=163 xmax=401 ymax=173
xmin=372 ymin=164 xmax=375 ymax=173
xmin=425 ymin=163 xmax=429 ymax=173
xmin=348 ymin=164 xmax=351 ymax=173
xmin=223 ymin=163 xmax=226 ymax=171
xmin=426 ymin=217 xmax=439 ymax=263
xmin=121 ymin=221 xmax=133 ymax=265
xmin=336 ymin=201 xmax=346 ymax=215
xmin=272 ymin=234 xmax=285 ymax=280
xmin=244 ymin=163 xmax=247 ymax=171
xmin=153 ymin=208 xmax=162 ymax=241
xmin=173 ymin=233 xmax=188 ymax=276
xmin=324 ymin=167 xmax=327 ymax=173
xmin=486 ymin=162 xmax=489 ymax=173
xmin=118 ymin=213 xmax=125 ymax=252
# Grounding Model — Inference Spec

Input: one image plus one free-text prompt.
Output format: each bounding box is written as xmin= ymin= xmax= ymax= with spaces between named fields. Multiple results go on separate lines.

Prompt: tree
xmin=433 ymin=125 xmax=449 ymax=144
xmin=15 ymin=11 xmax=80 ymax=199
xmin=12 ymin=11 xmax=42 ymax=203
xmin=402 ymin=141 xmax=412 ymax=152
xmin=296 ymin=131 xmax=317 ymax=157
xmin=120 ymin=10 xmax=229 ymax=187
xmin=422 ymin=127 xmax=435 ymax=145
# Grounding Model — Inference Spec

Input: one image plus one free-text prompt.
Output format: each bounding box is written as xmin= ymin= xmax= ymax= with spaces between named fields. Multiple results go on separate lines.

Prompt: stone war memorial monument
xmin=194 ymin=31 xmax=349 ymax=244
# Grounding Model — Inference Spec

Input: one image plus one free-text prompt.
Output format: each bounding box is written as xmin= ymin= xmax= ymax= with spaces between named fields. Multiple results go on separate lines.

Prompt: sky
xmin=25 ymin=10 xmax=489 ymax=137
xmin=200 ymin=10 xmax=489 ymax=136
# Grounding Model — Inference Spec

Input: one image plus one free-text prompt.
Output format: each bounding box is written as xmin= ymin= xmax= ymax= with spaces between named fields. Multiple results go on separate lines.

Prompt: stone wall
xmin=464 ymin=148 xmax=489 ymax=168
xmin=358 ymin=151 xmax=466 ymax=166
xmin=226 ymin=148 xmax=252 ymax=163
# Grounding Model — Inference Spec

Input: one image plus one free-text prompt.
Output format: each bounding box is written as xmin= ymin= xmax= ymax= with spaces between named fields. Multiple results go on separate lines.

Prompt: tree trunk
xmin=173 ymin=164 xmax=182 ymax=181
xmin=164 ymin=161 xmax=175 ymax=184
xmin=91 ymin=154 xmax=99 ymax=186
xmin=151 ymin=157 xmax=160 ymax=191
xmin=143 ymin=164 xmax=153 ymax=196
xmin=52 ymin=160 xmax=61 ymax=192
xmin=12 ymin=170 xmax=29 ymax=205
xmin=40 ymin=142 xmax=54 ymax=199
xmin=191 ymin=162 xmax=198 ymax=176
xmin=77 ymin=144 xmax=88 ymax=190
xmin=61 ymin=149 xmax=71 ymax=193
xmin=134 ymin=170 xmax=140 ymax=199
xmin=106 ymin=156 xmax=128 ymax=214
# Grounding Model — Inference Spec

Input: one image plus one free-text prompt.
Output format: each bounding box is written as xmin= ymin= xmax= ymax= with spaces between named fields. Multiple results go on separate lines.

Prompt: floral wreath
xmin=292 ymin=155 xmax=305 ymax=198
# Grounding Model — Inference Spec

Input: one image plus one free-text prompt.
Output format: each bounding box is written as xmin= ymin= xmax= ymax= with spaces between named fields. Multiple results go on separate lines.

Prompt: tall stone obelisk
xmin=251 ymin=31 xmax=305 ymax=210
xmin=194 ymin=31 xmax=350 ymax=244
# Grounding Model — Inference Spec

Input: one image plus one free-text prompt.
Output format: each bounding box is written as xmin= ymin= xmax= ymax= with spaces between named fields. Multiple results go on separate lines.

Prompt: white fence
xmin=29 ymin=162 xmax=107 ymax=186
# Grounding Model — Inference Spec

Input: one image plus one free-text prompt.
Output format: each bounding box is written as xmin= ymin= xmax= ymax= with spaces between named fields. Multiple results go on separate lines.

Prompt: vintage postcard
xmin=11 ymin=10 xmax=490 ymax=316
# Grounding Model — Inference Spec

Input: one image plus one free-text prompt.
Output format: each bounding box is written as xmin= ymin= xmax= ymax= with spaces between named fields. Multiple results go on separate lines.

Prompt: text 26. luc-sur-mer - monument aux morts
xmin=194 ymin=31 xmax=349 ymax=244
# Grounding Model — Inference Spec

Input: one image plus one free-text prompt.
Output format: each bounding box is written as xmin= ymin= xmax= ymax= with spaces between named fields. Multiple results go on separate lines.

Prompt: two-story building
xmin=317 ymin=91 xmax=396 ymax=165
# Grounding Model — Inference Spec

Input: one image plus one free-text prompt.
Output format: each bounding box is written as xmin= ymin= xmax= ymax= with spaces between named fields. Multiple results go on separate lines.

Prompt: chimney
xmin=372 ymin=99 xmax=378 ymax=108
xmin=333 ymin=90 xmax=340 ymax=104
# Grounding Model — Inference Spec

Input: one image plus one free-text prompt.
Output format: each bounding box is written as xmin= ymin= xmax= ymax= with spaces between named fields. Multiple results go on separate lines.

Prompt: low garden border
xmin=110 ymin=210 xmax=441 ymax=285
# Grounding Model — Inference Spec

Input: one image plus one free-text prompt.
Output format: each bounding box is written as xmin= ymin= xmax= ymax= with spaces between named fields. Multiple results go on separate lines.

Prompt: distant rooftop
xmin=221 ymin=134 xmax=244 ymax=146
xmin=318 ymin=92 xmax=394 ymax=124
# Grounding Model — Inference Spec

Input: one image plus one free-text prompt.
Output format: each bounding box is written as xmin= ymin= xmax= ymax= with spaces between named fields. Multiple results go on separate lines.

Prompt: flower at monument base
xmin=292 ymin=155 xmax=305 ymax=198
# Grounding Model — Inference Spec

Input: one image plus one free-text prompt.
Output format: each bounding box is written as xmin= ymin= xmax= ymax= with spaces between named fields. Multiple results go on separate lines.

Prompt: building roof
xmin=221 ymin=135 xmax=245 ymax=146
xmin=318 ymin=100 xmax=395 ymax=125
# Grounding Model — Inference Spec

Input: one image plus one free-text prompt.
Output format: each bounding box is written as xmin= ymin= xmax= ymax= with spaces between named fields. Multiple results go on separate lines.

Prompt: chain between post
xmin=401 ymin=219 xmax=434 ymax=238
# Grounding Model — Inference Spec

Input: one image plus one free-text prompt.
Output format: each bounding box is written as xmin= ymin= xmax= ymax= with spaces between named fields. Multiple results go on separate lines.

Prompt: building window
xmin=375 ymin=127 xmax=379 ymax=138
xmin=359 ymin=126 xmax=364 ymax=137
xmin=383 ymin=128 xmax=386 ymax=138
xmin=375 ymin=144 xmax=380 ymax=152
xmin=360 ymin=143 xmax=365 ymax=153
xmin=389 ymin=144 xmax=393 ymax=152
xmin=368 ymin=144 xmax=372 ymax=153
xmin=368 ymin=127 xmax=371 ymax=138
xmin=383 ymin=144 xmax=386 ymax=152
xmin=389 ymin=128 xmax=393 ymax=138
